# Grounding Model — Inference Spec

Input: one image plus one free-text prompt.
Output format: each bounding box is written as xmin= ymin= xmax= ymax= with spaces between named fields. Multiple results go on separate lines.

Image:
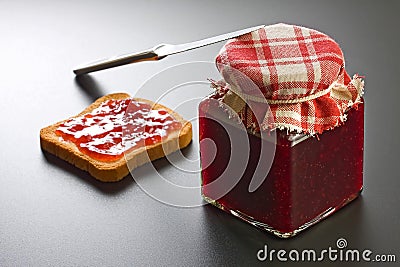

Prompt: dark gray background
xmin=1 ymin=0 xmax=399 ymax=266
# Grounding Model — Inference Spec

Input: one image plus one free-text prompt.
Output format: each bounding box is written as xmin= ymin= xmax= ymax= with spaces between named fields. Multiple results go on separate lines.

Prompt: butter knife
xmin=73 ymin=25 xmax=264 ymax=75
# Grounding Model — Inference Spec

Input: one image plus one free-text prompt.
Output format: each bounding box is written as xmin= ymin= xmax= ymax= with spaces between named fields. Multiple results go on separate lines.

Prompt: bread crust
xmin=40 ymin=93 xmax=192 ymax=182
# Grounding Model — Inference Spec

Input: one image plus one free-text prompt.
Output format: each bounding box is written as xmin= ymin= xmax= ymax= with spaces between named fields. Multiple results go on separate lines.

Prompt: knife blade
xmin=73 ymin=25 xmax=264 ymax=75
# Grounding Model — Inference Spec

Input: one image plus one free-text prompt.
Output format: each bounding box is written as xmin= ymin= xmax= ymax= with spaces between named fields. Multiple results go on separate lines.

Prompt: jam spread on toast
xmin=55 ymin=99 xmax=182 ymax=162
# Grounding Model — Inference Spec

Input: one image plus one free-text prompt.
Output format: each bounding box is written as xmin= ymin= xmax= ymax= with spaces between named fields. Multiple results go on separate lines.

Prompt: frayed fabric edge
xmin=208 ymin=74 xmax=364 ymax=137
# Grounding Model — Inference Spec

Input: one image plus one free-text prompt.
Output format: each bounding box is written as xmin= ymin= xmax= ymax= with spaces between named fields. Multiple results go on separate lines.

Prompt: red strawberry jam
xmin=199 ymin=94 xmax=363 ymax=237
xmin=56 ymin=99 xmax=181 ymax=162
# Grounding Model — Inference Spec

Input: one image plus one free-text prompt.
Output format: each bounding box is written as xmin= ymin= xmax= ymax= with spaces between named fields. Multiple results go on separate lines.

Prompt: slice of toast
xmin=40 ymin=93 xmax=192 ymax=182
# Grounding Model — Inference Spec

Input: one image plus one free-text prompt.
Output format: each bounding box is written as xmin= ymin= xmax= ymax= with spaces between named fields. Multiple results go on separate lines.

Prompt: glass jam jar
xmin=199 ymin=23 xmax=364 ymax=238
xmin=199 ymin=93 xmax=363 ymax=238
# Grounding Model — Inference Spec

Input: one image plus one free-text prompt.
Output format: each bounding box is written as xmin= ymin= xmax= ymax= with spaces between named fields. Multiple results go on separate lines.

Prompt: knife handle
xmin=73 ymin=49 xmax=160 ymax=75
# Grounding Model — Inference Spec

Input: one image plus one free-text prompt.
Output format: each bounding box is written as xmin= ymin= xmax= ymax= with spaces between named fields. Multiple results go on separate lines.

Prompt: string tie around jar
xmin=227 ymin=81 xmax=345 ymax=105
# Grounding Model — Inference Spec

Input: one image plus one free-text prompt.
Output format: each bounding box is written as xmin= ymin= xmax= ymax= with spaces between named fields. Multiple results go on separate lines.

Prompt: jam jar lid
xmin=213 ymin=23 xmax=364 ymax=135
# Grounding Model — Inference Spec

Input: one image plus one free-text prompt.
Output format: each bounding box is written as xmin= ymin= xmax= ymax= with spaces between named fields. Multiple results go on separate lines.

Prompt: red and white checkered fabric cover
xmin=214 ymin=23 xmax=364 ymax=134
